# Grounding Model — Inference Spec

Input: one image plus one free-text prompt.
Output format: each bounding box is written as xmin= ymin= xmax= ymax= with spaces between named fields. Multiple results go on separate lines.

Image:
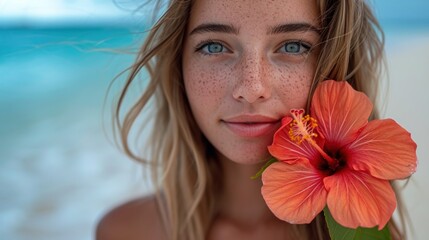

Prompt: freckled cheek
xmin=183 ymin=62 xmax=232 ymax=105
xmin=275 ymin=64 xmax=314 ymax=107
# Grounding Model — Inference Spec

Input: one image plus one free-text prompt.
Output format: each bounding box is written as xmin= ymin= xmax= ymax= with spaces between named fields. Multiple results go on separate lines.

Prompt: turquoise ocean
xmin=0 ymin=27 xmax=148 ymax=240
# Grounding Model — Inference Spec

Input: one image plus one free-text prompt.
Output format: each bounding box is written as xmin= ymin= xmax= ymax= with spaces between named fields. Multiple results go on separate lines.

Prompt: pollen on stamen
xmin=288 ymin=109 xmax=318 ymax=144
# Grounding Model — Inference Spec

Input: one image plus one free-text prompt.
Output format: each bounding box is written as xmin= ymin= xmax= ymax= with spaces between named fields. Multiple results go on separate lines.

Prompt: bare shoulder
xmin=96 ymin=195 xmax=166 ymax=240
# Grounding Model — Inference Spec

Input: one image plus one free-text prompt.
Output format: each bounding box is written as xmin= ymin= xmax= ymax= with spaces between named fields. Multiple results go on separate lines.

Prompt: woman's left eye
xmin=278 ymin=41 xmax=311 ymax=54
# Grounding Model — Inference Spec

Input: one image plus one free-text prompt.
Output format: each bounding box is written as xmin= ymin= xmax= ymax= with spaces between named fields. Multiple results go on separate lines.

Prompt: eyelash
xmin=278 ymin=41 xmax=312 ymax=55
xmin=194 ymin=40 xmax=312 ymax=56
xmin=194 ymin=40 xmax=228 ymax=56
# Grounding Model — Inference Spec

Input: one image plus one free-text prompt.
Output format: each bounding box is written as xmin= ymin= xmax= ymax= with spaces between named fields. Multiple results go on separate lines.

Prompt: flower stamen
xmin=288 ymin=109 xmax=318 ymax=144
xmin=288 ymin=109 xmax=337 ymax=167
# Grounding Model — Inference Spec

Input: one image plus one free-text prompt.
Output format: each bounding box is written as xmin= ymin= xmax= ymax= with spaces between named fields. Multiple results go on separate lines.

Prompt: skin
xmin=96 ymin=0 xmax=320 ymax=239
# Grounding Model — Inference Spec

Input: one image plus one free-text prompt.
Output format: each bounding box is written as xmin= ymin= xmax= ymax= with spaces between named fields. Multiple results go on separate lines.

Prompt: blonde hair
xmin=114 ymin=0 xmax=408 ymax=239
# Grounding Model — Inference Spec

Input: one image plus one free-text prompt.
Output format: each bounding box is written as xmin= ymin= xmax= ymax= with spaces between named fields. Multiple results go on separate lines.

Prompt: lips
xmin=222 ymin=115 xmax=281 ymax=138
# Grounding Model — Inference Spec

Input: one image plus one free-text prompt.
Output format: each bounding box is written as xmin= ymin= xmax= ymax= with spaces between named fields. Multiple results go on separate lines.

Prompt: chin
xmin=221 ymin=148 xmax=272 ymax=165
xmin=208 ymin=135 xmax=274 ymax=166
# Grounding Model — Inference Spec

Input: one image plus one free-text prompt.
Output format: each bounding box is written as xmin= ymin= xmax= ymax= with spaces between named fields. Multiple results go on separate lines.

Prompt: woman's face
xmin=182 ymin=0 xmax=320 ymax=164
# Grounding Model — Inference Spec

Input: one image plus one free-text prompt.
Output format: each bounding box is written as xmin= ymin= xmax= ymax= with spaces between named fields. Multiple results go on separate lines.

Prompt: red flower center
xmin=318 ymin=148 xmax=346 ymax=175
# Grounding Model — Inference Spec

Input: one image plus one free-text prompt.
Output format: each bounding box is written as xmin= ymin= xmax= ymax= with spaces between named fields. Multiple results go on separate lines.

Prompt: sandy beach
xmin=383 ymin=32 xmax=429 ymax=239
xmin=1 ymin=30 xmax=428 ymax=240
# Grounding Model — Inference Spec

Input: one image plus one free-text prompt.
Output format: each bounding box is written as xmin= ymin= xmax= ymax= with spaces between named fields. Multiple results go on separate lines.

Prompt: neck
xmin=216 ymin=156 xmax=276 ymax=226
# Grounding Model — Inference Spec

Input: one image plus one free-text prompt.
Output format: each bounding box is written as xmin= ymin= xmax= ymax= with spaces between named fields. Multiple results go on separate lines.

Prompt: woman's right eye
xmin=195 ymin=42 xmax=228 ymax=55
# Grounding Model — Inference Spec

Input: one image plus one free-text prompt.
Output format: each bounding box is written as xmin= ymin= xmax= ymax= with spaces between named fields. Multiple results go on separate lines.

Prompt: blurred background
xmin=0 ymin=0 xmax=428 ymax=239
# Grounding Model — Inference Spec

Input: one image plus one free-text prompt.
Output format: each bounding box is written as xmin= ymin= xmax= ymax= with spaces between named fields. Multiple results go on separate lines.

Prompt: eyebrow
xmin=189 ymin=23 xmax=239 ymax=35
xmin=189 ymin=22 xmax=320 ymax=36
xmin=268 ymin=23 xmax=321 ymax=35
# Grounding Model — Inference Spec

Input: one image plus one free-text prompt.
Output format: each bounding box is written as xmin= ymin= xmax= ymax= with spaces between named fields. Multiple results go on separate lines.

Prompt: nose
xmin=232 ymin=53 xmax=271 ymax=103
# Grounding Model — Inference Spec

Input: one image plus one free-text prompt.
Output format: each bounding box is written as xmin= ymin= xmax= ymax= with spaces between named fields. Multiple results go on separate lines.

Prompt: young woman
xmin=97 ymin=0 xmax=408 ymax=239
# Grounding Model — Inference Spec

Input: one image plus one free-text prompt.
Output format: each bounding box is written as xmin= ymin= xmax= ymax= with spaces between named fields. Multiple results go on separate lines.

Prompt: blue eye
xmin=196 ymin=41 xmax=227 ymax=55
xmin=207 ymin=43 xmax=224 ymax=53
xmin=279 ymin=42 xmax=310 ymax=54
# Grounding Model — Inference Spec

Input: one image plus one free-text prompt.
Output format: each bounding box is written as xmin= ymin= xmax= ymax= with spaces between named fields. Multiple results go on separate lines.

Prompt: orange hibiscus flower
xmin=261 ymin=80 xmax=417 ymax=229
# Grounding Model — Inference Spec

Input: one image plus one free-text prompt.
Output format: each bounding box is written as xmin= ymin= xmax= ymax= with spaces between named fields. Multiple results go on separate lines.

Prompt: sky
xmin=0 ymin=0 xmax=428 ymax=27
xmin=0 ymin=0 xmax=150 ymax=26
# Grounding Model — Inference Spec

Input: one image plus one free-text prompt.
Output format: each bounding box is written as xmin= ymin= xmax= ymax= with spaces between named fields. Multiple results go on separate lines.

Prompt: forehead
xmin=188 ymin=0 xmax=320 ymax=29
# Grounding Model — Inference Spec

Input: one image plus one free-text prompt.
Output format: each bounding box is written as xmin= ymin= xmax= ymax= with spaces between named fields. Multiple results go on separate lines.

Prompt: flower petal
xmin=311 ymin=80 xmax=372 ymax=148
xmin=346 ymin=119 xmax=417 ymax=180
xmin=268 ymin=117 xmax=322 ymax=165
xmin=324 ymin=169 xmax=396 ymax=230
xmin=261 ymin=160 xmax=327 ymax=224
